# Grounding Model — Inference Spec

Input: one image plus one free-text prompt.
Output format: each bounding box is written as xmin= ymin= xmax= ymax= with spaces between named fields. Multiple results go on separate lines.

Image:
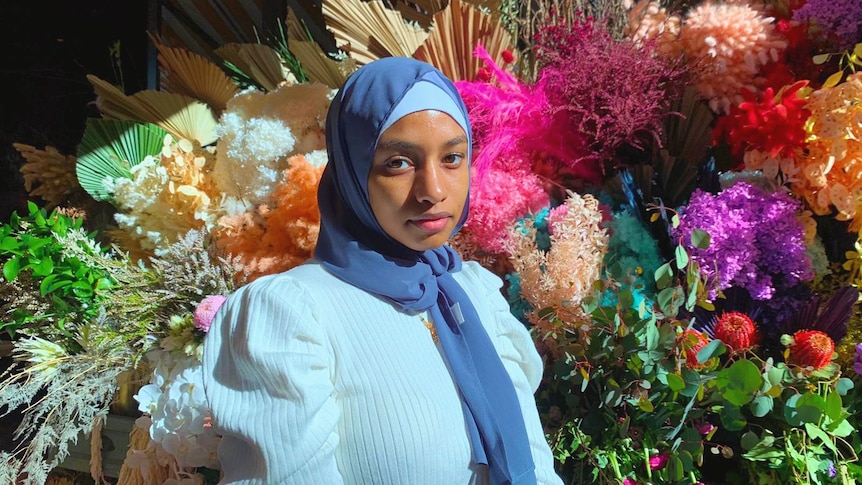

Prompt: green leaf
xmin=675 ymin=245 xmax=689 ymax=270
xmin=696 ymin=339 xmax=723 ymax=363
xmin=32 ymin=257 xmax=54 ymax=277
xmin=655 ymin=262 xmax=674 ymax=289
xmin=667 ymin=373 xmax=685 ymax=392
xmin=825 ymin=392 xmax=842 ymax=422
xmin=668 ymin=455 xmax=685 ymax=481
xmin=720 ymin=404 xmax=747 ymax=431
xmin=828 ymin=418 xmax=854 ymax=438
xmin=741 ymin=431 xmax=760 ymax=450
xmin=795 ymin=392 xmax=826 ymax=424
xmin=837 ymin=377 xmax=855 ymax=396
xmin=750 ymin=395 xmax=773 ymax=417
xmin=812 ymin=53 xmax=831 ymax=65
xmin=805 ymin=423 xmax=838 ymax=453
xmin=690 ymin=228 xmax=710 ymax=249
xmin=0 ymin=236 xmax=19 ymax=252
xmin=718 ymin=359 xmax=762 ymax=406
xmin=3 ymin=256 xmax=21 ymax=281
xmin=638 ymin=397 xmax=654 ymax=413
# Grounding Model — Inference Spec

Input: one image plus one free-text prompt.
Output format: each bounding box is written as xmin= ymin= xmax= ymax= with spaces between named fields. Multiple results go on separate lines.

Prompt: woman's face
xmin=368 ymin=110 xmax=469 ymax=252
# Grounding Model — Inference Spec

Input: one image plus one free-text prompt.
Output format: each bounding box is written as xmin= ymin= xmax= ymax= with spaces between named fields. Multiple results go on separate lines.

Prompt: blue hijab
xmin=315 ymin=57 xmax=536 ymax=484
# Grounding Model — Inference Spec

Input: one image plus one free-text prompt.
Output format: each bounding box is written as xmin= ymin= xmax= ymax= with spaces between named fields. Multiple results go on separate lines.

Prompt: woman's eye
xmin=444 ymin=154 xmax=464 ymax=166
xmin=385 ymin=158 xmax=411 ymax=170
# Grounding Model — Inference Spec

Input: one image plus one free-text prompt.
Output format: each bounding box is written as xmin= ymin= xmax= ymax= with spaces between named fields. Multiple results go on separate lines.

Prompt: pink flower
xmin=194 ymin=295 xmax=227 ymax=332
xmin=695 ymin=422 xmax=716 ymax=436
xmin=623 ymin=479 xmax=638 ymax=485
xmin=649 ymin=452 xmax=670 ymax=470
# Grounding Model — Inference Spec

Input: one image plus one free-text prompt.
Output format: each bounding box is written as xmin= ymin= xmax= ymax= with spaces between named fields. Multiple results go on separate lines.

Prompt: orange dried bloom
xmin=795 ymin=72 xmax=862 ymax=230
xmin=789 ymin=329 xmax=835 ymax=370
xmin=678 ymin=1 xmax=787 ymax=113
xmin=213 ymin=154 xmax=324 ymax=284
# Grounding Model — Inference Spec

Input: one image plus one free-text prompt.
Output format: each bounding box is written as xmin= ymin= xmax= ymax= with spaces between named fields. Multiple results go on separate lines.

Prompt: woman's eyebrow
xmin=376 ymin=139 xmax=419 ymax=152
xmin=376 ymin=136 xmax=467 ymax=153
xmin=444 ymin=136 xmax=468 ymax=147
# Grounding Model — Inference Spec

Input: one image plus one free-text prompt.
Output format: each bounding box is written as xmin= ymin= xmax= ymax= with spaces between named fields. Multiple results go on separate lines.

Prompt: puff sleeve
xmin=460 ymin=262 xmax=564 ymax=485
xmin=202 ymin=274 xmax=343 ymax=484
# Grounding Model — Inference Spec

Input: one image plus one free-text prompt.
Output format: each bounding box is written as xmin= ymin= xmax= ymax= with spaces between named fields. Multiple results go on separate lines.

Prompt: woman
xmin=203 ymin=57 xmax=562 ymax=484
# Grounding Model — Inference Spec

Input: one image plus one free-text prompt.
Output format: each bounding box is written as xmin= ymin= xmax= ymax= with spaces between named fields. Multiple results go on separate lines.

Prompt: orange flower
xmin=788 ymin=330 xmax=835 ymax=370
xmin=714 ymin=312 xmax=759 ymax=352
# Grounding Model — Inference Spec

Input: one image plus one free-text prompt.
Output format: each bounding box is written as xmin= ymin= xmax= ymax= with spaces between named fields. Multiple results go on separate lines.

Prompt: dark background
xmin=0 ymin=0 xmax=153 ymax=221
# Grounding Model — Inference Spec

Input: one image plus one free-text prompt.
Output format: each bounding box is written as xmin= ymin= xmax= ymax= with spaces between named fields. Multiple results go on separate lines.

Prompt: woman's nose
xmin=414 ymin=162 xmax=446 ymax=204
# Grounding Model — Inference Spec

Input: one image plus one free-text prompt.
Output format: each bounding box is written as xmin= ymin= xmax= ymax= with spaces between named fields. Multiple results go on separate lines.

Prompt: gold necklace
xmin=419 ymin=314 xmax=439 ymax=344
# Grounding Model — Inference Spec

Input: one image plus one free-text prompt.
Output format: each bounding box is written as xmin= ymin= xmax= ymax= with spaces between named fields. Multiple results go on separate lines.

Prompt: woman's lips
xmin=410 ymin=214 xmax=451 ymax=232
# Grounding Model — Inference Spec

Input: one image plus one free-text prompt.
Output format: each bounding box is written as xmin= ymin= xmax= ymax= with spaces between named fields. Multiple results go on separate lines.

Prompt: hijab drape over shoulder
xmin=315 ymin=57 xmax=536 ymax=485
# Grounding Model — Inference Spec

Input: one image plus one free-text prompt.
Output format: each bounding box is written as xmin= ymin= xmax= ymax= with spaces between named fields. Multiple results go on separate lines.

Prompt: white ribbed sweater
xmin=203 ymin=260 xmax=562 ymax=484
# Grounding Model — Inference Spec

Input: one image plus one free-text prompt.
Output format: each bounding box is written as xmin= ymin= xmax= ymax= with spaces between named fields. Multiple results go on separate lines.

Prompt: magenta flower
xmin=622 ymin=479 xmax=638 ymax=485
xmin=193 ymin=295 xmax=227 ymax=333
xmin=649 ymin=452 xmax=670 ymax=471
xmin=695 ymin=422 xmax=716 ymax=436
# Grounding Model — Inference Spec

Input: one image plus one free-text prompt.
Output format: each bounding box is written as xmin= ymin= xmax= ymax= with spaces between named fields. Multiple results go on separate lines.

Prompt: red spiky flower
xmin=714 ymin=312 xmax=759 ymax=352
xmin=789 ymin=330 xmax=835 ymax=370
xmin=679 ymin=329 xmax=710 ymax=369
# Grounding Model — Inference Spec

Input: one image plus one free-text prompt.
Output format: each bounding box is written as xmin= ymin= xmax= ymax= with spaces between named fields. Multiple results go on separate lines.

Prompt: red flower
xmin=789 ymin=330 xmax=835 ymax=370
xmin=712 ymin=80 xmax=811 ymax=159
xmin=714 ymin=312 xmax=759 ymax=352
xmin=501 ymin=49 xmax=515 ymax=64
xmin=679 ymin=329 xmax=710 ymax=369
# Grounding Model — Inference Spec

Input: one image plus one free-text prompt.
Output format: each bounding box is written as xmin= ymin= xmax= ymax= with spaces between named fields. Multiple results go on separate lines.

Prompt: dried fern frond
xmin=214 ymin=43 xmax=290 ymax=92
xmin=148 ymin=32 xmax=239 ymax=113
xmin=322 ymin=0 xmax=429 ymax=65
xmin=87 ymin=75 xmax=219 ymax=146
xmin=13 ymin=143 xmax=80 ymax=208
xmin=289 ymin=40 xmax=355 ymax=88
xmin=413 ymin=0 xmax=514 ymax=81
xmin=0 ymin=341 xmax=132 ymax=485
xmin=75 ymin=119 xmax=168 ymax=202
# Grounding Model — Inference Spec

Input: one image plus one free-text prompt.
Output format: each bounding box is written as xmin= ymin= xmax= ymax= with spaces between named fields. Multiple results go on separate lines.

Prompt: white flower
xmin=133 ymin=349 xmax=221 ymax=469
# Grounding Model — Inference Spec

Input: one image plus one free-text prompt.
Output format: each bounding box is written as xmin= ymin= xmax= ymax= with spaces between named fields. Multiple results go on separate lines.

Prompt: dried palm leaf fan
xmin=390 ymin=0 xmax=447 ymax=29
xmin=87 ymin=75 xmax=219 ymax=146
xmin=322 ymin=0 xmax=429 ymax=65
xmin=76 ymin=119 xmax=168 ymax=202
xmin=413 ymin=0 xmax=513 ymax=81
xmin=288 ymin=41 xmax=355 ymax=88
xmin=214 ymin=43 xmax=288 ymax=92
xmin=147 ymin=32 xmax=239 ymax=113
xmin=285 ymin=8 xmax=355 ymax=88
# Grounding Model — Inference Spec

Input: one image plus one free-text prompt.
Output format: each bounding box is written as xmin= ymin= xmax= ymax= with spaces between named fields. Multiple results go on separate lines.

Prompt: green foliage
xmin=538 ymin=237 xmax=862 ymax=484
xmin=0 ymin=202 xmax=114 ymax=342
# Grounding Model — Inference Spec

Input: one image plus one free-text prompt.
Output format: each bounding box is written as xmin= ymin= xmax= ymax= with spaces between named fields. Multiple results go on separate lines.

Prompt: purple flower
xmin=792 ymin=0 xmax=862 ymax=51
xmin=854 ymin=344 xmax=862 ymax=376
xmin=828 ymin=460 xmax=837 ymax=478
xmin=674 ymin=182 xmax=813 ymax=300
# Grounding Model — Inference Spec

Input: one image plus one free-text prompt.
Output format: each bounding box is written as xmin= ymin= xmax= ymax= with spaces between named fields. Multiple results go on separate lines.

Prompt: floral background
xmin=2 ymin=0 xmax=862 ymax=484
